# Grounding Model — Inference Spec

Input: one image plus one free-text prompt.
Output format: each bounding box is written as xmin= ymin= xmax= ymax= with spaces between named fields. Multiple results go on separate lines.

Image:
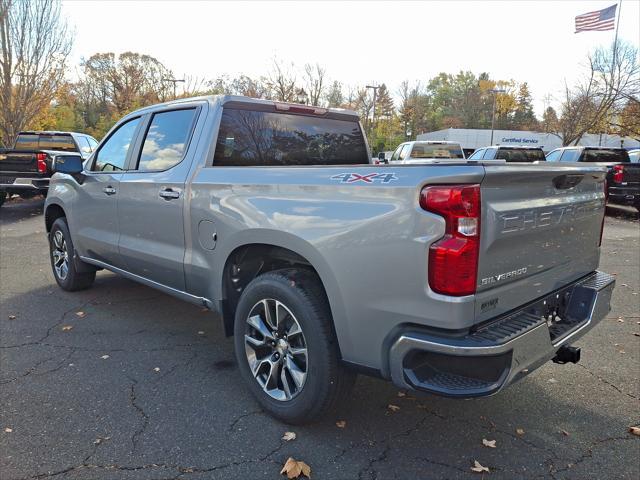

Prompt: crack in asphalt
xmin=128 ymin=378 xmax=150 ymax=452
xmin=547 ymin=435 xmax=634 ymax=478
xmin=576 ymin=364 xmax=638 ymax=400
xmin=227 ymin=409 xmax=264 ymax=432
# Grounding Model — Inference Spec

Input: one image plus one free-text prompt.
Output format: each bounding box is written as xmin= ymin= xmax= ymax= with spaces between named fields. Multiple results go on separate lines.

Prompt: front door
xmin=72 ymin=116 xmax=143 ymax=267
xmin=117 ymin=107 xmax=199 ymax=291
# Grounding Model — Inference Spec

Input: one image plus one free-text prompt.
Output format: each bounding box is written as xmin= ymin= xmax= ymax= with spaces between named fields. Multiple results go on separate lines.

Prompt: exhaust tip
xmin=552 ymin=346 xmax=581 ymax=364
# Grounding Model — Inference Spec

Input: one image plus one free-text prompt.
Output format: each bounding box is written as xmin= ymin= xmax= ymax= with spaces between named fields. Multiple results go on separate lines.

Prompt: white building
xmin=417 ymin=128 xmax=640 ymax=153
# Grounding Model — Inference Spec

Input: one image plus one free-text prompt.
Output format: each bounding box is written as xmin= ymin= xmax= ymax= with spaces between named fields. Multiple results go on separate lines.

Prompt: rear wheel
xmin=49 ymin=217 xmax=95 ymax=291
xmin=233 ymin=268 xmax=355 ymax=424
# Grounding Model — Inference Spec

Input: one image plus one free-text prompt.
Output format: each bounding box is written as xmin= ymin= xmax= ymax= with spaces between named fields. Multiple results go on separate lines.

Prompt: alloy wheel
xmin=52 ymin=230 xmax=69 ymax=280
xmin=244 ymin=298 xmax=308 ymax=401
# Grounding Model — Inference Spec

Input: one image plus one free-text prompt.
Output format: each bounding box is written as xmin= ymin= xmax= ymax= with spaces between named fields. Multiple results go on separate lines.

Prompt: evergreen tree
xmin=513 ymin=82 xmax=537 ymax=129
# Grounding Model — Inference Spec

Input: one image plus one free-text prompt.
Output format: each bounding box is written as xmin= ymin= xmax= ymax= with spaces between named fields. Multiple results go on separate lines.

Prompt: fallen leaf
xmin=4 ymin=427 xmax=12 ymax=433
xmin=100 ymin=355 xmax=110 ymax=360
xmin=282 ymin=431 xmax=297 ymax=441
xmin=197 ymin=331 xmax=205 ymax=335
xmin=516 ymin=428 xmax=525 ymax=435
xmin=629 ymin=426 xmax=640 ymax=436
xmin=617 ymin=318 xmax=624 ymax=323
xmin=153 ymin=367 xmax=160 ymax=372
xmin=61 ymin=325 xmax=73 ymax=331
xmin=548 ymin=378 xmax=557 ymax=383
xmin=8 ymin=315 xmax=16 ymax=320
xmin=397 ymin=391 xmax=406 ymax=397
xmin=335 ymin=420 xmax=346 ymax=428
xmin=482 ymin=438 xmax=496 ymax=448
xmin=633 ymin=333 xmax=640 ymax=337
xmin=75 ymin=311 xmax=86 ymax=318
xmin=280 ymin=457 xmax=311 ymax=479
xmin=561 ymin=430 xmax=570 ymax=436
xmin=471 ymin=460 xmax=490 ymax=473
xmin=387 ymin=404 xmax=400 ymax=412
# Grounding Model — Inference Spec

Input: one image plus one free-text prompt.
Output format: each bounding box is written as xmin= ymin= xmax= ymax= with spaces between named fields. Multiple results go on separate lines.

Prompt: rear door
xmin=117 ymin=105 xmax=201 ymax=291
xmin=474 ymin=163 xmax=606 ymax=321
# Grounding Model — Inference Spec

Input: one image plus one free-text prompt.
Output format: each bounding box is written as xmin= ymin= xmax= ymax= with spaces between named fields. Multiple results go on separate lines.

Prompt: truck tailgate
xmin=0 ymin=150 xmax=40 ymax=173
xmin=475 ymin=164 xmax=606 ymax=321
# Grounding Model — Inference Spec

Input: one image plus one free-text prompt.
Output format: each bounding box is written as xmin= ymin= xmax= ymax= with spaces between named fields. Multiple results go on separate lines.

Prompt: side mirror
xmin=53 ymin=154 xmax=84 ymax=174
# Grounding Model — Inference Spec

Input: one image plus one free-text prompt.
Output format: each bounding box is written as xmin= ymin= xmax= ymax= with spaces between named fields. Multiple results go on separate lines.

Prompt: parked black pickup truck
xmin=0 ymin=131 xmax=98 ymax=206
xmin=546 ymin=146 xmax=640 ymax=211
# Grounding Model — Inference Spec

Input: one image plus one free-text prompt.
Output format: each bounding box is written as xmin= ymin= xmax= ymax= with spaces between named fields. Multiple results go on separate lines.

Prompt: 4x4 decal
xmin=330 ymin=172 xmax=398 ymax=184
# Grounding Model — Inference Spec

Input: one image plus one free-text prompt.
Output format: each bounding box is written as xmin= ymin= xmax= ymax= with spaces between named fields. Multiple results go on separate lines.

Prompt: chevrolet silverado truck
xmin=0 ymin=131 xmax=98 ymax=206
xmin=44 ymin=96 xmax=615 ymax=424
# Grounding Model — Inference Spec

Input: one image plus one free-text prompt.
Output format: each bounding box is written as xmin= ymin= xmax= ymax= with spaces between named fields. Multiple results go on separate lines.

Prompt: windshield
xmin=410 ymin=143 xmax=464 ymax=159
xmin=14 ymin=133 xmax=78 ymax=152
xmin=495 ymin=148 xmax=546 ymax=162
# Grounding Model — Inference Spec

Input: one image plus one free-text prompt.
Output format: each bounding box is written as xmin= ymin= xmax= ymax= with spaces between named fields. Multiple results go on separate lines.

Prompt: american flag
xmin=575 ymin=4 xmax=617 ymax=32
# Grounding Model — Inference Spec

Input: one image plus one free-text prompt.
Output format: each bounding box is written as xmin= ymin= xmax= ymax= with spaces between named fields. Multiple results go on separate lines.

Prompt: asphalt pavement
xmin=1 ymin=197 xmax=638 ymax=480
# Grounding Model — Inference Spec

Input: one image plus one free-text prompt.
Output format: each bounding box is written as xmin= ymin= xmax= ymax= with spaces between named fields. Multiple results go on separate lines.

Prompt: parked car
xmin=386 ymin=141 xmax=465 ymax=163
xmin=546 ymin=146 xmax=640 ymax=211
xmin=45 ymin=96 xmax=615 ymax=423
xmin=468 ymin=145 xmax=546 ymax=162
xmin=0 ymin=131 xmax=98 ymax=206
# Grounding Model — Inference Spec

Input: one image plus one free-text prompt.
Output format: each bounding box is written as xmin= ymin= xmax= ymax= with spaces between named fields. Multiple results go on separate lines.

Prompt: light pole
xmin=489 ymin=88 xmax=506 ymax=145
xmin=162 ymin=77 xmax=185 ymax=99
xmin=366 ymin=84 xmax=380 ymax=133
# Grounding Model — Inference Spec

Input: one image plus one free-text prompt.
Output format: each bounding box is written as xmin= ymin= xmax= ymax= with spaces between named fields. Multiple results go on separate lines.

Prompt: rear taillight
xmin=612 ymin=164 xmax=624 ymax=183
xmin=36 ymin=153 xmax=47 ymax=174
xmin=420 ymin=184 xmax=481 ymax=296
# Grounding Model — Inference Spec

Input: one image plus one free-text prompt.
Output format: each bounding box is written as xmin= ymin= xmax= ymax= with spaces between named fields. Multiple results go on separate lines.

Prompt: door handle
xmin=103 ymin=186 xmax=116 ymax=195
xmin=159 ymin=188 xmax=181 ymax=200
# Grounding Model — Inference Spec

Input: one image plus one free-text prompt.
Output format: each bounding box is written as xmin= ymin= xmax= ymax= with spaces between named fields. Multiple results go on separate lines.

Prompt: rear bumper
xmin=0 ymin=177 xmax=49 ymax=192
xmin=607 ymin=185 xmax=640 ymax=207
xmin=388 ymin=271 xmax=615 ymax=397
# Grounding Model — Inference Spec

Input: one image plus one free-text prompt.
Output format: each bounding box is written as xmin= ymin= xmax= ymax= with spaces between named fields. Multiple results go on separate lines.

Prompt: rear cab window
xmin=14 ymin=133 xmax=78 ymax=152
xmin=581 ymin=149 xmax=630 ymax=163
xmin=410 ymin=143 xmax=464 ymax=159
xmin=495 ymin=148 xmax=546 ymax=162
xmin=545 ymin=149 xmax=562 ymax=161
xmin=213 ymin=107 xmax=368 ymax=166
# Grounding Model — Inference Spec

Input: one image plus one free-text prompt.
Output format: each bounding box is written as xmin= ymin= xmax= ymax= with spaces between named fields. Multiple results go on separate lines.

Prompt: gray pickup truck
xmin=44 ymin=96 xmax=615 ymax=424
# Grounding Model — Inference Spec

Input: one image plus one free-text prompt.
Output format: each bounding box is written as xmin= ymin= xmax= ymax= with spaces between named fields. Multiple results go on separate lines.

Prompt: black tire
xmin=233 ymin=268 xmax=355 ymax=424
xmin=0 ymin=192 xmax=6 ymax=207
xmin=49 ymin=217 xmax=96 ymax=291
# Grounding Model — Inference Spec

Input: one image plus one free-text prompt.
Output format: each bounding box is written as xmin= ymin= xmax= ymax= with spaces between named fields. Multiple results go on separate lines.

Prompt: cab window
xmin=390 ymin=145 xmax=404 ymax=162
xmin=92 ymin=118 xmax=141 ymax=172
xmin=136 ymin=109 xmax=197 ymax=171
xmin=399 ymin=144 xmax=412 ymax=160
xmin=468 ymin=149 xmax=485 ymax=160
xmin=560 ymin=149 xmax=580 ymax=162
xmin=482 ymin=148 xmax=497 ymax=159
xmin=545 ymin=149 xmax=562 ymax=161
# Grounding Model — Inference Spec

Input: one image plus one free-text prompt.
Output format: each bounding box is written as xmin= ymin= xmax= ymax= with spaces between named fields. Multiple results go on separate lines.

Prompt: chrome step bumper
xmin=388 ymin=271 xmax=615 ymax=397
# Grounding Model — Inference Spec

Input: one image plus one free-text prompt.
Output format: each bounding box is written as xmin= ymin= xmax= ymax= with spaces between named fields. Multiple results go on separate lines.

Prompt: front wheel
xmin=49 ymin=217 xmax=96 ymax=291
xmin=234 ymin=269 xmax=355 ymax=424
